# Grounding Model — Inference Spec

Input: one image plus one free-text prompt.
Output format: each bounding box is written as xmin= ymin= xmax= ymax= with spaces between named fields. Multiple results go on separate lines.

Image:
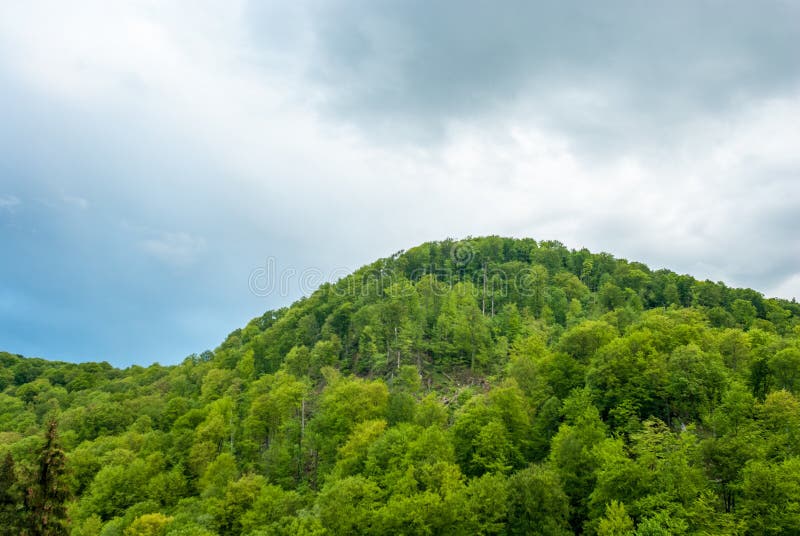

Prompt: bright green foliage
xmin=597 ymin=501 xmax=634 ymax=536
xmin=769 ymin=347 xmax=800 ymax=392
xmin=732 ymin=299 xmax=758 ymax=328
xmin=739 ymin=457 xmax=800 ymax=535
xmin=589 ymin=420 xmax=705 ymax=533
xmin=331 ymin=419 xmax=387 ymax=479
xmin=314 ymin=475 xmax=383 ymax=533
xmin=550 ymin=390 xmax=608 ymax=530
xmin=451 ymin=382 xmax=530 ymax=477
xmin=433 ymin=282 xmax=492 ymax=371
xmin=124 ymin=513 xmax=173 ymax=536
xmin=506 ymin=464 xmax=571 ymax=535
xmin=308 ymin=373 xmax=389 ymax=478
xmin=206 ymin=473 xmax=266 ymax=536
xmin=1 ymin=237 xmax=799 ymax=534
xmin=239 ymin=482 xmax=304 ymax=534
xmin=558 ymin=320 xmax=617 ymax=362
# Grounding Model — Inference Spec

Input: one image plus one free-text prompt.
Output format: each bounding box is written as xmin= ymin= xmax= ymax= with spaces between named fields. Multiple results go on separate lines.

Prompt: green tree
xmin=451 ymin=384 xmax=530 ymax=477
xmin=665 ymin=344 xmax=726 ymax=422
xmin=25 ymin=421 xmax=71 ymax=536
xmin=506 ymin=464 xmax=571 ymax=535
xmin=550 ymin=390 xmax=608 ymax=530
xmin=587 ymin=331 xmax=668 ymax=423
xmin=768 ymin=347 xmax=800 ymax=392
xmin=760 ymin=390 xmax=800 ymax=459
xmin=738 ymin=458 xmax=800 ymax=535
xmin=461 ymin=472 xmax=510 ymax=534
xmin=597 ymin=501 xmax=634 ymax=536
xmin=731 ymin=299 xmax=758 ymax=329
xmin=0 ymin=452 xmax=22 ymax=536
xmin=314 ymin=475 xmax=382 ymax=534
xmin=433 ymin=282 xmax=492 ymax=371
xmin=557 ymin=320 xmax=616 ymax=363
xmin=207 ymin=474 xmax=266 ymax=536
xmin=124 ymin=513 xmax=173 ymax=536
xmin=308 ymin=373 xmax=389 ymax=479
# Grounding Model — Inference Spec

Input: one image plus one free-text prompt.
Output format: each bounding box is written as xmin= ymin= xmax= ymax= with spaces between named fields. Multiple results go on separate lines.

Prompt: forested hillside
xmin=2 ymin=236 xmax=800 ymax=535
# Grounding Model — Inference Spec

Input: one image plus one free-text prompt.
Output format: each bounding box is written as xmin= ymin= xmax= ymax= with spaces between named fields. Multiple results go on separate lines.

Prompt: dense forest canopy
xmin=2 ymin=236 xmax=800 ymax=535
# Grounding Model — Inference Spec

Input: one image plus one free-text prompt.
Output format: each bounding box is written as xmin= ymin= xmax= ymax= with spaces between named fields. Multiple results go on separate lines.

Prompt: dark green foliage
xmin=25 ymin=421 xmax=71 ymax=536
xmin=0 ymin=452 xmax=22 ymax=536
xmin=1 ymin=236 xmax=799 ymax=534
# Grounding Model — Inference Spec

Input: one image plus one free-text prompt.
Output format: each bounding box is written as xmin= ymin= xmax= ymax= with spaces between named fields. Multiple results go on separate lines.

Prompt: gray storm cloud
xmin=259 ymin=1 xmax=800 ymax=145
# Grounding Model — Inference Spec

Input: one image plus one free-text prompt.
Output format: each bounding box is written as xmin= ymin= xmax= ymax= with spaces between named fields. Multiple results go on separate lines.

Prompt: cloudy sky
xmin=1 ymin=1 xmax=799 ymax=366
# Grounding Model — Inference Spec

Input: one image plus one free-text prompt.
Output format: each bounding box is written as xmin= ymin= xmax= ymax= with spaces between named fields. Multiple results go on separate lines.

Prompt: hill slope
xmin=2 ymin=236 xmax=800 ymax=535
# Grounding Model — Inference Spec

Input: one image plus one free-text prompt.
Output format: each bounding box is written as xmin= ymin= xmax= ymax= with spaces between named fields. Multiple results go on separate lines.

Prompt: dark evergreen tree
xmin=0 ymin=452 xmax=22 ymax=536
xmin=25 ymin=421 xmax=70 ymax=536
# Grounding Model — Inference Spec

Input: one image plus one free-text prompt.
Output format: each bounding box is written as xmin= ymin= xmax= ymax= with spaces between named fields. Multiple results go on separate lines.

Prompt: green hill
xmin=2 ymin=236 xmax=800 ymax=535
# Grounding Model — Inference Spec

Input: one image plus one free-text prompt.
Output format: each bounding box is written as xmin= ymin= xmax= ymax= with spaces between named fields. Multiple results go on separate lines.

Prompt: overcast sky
xmin=1 ymin=1 xmax=799 ymax=366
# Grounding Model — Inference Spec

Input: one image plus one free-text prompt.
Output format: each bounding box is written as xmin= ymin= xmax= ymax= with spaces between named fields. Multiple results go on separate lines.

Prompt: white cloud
xmin=140 ymin=231 xmax=206 ymax=267
xmin=0 ymin=195 xmax=21 ymax=212
xmin=62 ymin=193 xmax=89 ymax=209
xmin=770 ymin=276 xmax=800 ymax=302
